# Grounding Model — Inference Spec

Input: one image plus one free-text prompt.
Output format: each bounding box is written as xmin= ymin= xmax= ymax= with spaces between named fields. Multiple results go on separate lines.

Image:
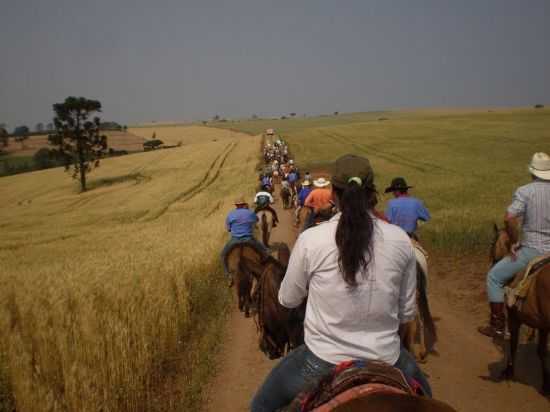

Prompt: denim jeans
xmin=487 ymin=247 xmax=542 ymax=302
xmin=220 ymin=237 xmax=267 ymax=277
xmin=250 ymin=344 xmax=432 ymax=412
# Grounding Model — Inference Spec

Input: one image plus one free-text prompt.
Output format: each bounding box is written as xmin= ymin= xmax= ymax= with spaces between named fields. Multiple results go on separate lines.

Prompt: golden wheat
xmin=0 ymin=128 xmax=260 ymax=411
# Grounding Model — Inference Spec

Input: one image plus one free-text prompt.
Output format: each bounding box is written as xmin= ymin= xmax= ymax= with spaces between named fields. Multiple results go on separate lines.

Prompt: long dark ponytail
xmin=334 ymin=181 xmax=378 ymax=287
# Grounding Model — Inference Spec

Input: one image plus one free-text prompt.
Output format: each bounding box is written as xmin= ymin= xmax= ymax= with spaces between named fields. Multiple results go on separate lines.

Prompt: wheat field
xmin=0 ymin=127 xmax=260 ymax=411
xmin=214 ymin=108 xmax=550 ymax=251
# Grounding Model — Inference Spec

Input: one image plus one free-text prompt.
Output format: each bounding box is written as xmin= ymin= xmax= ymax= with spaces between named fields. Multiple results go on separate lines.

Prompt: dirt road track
xmin=203 ymin=191 xmax=549 ymax=411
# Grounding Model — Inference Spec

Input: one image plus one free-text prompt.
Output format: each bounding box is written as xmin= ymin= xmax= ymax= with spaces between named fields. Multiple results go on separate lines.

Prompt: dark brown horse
xmin=281 ymin=186 xmax=292 ymax=209
xmin=256 ymin=242 xmax=306 ymax=359
xmin=224 ymin=241 xmax=268 ymax=318
xmin=491 ymin=225 xmax=550 ymax=396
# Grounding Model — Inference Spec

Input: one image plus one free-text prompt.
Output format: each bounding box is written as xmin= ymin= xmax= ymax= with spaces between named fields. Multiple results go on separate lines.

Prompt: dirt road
xmin=204 ymin=190 xmax=549 ymax=411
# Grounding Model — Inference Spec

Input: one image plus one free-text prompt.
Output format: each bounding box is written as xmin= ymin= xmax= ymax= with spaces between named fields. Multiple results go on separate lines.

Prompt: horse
xmin=402 ymin=260 xmax=437 ymax=363
xmin=281 ymin=186 xmax=292 ymax=209
xmin=283 ymin=360 xmax=456 ymax=412
xmin=224 ymin=241 xmax=269 ymax=318
xmin=490 ymin=224 xmax=550 ymax=396
xmin=256 ymin=243 xmax=306 ymax=359
xmin=256 ymin=208 xmax=276 ymax=247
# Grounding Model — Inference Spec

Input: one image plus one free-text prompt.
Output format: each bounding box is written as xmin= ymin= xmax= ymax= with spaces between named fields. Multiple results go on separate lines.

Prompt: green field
xmin=213 ymin=108 xmax=550 ymax=251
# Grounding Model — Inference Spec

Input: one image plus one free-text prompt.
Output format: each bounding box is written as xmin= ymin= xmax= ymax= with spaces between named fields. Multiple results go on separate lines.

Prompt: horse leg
xmin=501 ymin=310 xmax=520 ymax=380
xmin=537 ymin=329 xmax=550 ymax=396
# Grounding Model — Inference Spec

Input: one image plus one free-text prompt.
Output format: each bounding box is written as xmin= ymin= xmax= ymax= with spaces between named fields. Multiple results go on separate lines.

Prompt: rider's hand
xmin=510 ymin=242 xmax=521 ymax=261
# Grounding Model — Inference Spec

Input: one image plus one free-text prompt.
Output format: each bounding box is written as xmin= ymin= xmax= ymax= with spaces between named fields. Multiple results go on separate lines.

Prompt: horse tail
xmin=417 ymin=262 xmax=437 ymax=351
xmin=261 ymin=213 xmax=269 ymax=246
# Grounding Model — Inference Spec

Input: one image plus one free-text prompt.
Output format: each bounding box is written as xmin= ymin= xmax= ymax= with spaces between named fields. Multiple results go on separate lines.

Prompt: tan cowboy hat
xmin=313 ymin=177 xmax=331 ymax=188
xmin=528 ymin=152 xmax=550 ymax=180
xmin=302 ymin=179 xmax=312 ymax=186
xmin=234 ymin=196 xmax=248 ymax=205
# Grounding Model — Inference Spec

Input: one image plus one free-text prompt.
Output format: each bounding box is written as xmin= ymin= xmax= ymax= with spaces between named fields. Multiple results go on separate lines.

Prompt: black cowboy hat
xmin=384 ymin=177 xmax=413 ymax=193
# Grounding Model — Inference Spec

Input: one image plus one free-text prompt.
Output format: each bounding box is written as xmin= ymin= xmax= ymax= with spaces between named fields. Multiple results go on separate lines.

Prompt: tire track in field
xmin=321 ymin=131 xmax=453 ymax=174
xmin=144 ymin=142 xmax=237 ymax=221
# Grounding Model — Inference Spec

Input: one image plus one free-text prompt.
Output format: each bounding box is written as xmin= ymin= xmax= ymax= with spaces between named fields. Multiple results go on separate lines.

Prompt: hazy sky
xmin=1 ymin=0 xmax=549 ymax=128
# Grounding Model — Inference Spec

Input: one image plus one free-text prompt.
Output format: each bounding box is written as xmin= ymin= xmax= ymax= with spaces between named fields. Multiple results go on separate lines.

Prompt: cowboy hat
xmin=313 ymin=177 xmax=331 ymax=188
xmin=234 ymin=196 xmax=248 ymax=205
xmin=302 ymin=180 xmax=312 ymax=186
xmin=384 ymin=177 xmax=413 ymax=193
xmin=528 ymin=152 xmax=550 ymax=180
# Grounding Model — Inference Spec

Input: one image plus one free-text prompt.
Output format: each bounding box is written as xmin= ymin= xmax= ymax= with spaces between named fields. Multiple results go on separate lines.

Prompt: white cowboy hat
xmin=313 ymin=177 xmax=331 ymax=188
xmin=302 ymin=180 xmax=312 ymax=186
xmin=528 ymin=152 xmax=550 ymax=180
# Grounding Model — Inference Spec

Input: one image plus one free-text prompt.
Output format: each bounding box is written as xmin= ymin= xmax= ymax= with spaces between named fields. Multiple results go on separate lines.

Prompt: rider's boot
xmin=477 ymin=302 xmax=505 ymax=338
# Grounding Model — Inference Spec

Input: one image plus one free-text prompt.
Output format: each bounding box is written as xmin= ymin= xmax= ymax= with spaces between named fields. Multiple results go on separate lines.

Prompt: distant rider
xmin=478 ymin=152 xmax=550 ymax=338
xmin=303 ymin=177 xmax=333 ymax=229
xmin=254 ymin=190 xmax=279 ymax=228
xmin=220 ymin=197 xmax=267 ymax=286
xmin=384 ymin=177 xmax=430 ymax=240
xmin=294 ymin=179 xmax=313 ymax=225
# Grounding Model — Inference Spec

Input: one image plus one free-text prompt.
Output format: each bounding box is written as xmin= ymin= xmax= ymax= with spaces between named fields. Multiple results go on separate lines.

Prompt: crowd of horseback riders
xmin=220 ymin=132 xmax=550 ymax=411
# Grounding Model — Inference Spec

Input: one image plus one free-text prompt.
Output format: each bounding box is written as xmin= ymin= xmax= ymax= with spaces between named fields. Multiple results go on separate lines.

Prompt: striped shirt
xmin=507 ymin=179 xmax=550 ymax=253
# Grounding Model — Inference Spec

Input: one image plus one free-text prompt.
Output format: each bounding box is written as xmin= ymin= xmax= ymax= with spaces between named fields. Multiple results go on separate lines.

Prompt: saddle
xmin=504 ymin=253 xmax=550 ymax=309
xmin=284 ymin=360 xmax=416 ymax=412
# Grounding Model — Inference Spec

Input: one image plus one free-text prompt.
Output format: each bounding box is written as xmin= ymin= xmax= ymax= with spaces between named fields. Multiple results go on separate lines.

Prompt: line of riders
xmin=221 ymin=137 xmax=550 ymax=411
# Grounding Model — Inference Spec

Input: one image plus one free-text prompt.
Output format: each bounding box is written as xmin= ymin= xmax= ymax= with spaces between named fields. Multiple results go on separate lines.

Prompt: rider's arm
xmin=417 ymin=201 xmax=431 ymax=222
xmin=304 ymin=192 xmax=315 ymax=208
xmin=506 ymin=187 xmax=526 ymax=245
xmin=225 ymin=214 xmax=232 ymax=232
xmin=279 ymin=236 xmax=309 ymax=308
xmin=398 ymin=244 xmax=417 ymax=324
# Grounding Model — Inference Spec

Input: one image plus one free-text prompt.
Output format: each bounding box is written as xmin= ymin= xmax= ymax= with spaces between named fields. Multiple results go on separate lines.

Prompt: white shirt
xmin=254 ymin=191 xmax=274 ymax=204
xmin=279 ymin=213 xmax=416 ymax=365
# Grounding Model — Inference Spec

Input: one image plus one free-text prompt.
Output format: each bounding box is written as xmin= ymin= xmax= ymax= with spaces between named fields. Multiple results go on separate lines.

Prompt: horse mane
xmin=416 ymin=263 xmax=437 ymax=351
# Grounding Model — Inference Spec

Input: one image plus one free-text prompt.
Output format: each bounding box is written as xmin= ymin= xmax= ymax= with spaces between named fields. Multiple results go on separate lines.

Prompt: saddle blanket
xmin=504 ymin=252 xmax=550 ymax=309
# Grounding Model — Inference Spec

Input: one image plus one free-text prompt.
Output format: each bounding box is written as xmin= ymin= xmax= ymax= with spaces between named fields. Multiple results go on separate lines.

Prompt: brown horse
xmin=257 ymin=209 xmax=276 ymax=247
xmin=281 ymin=186 xmax=292 ymax=209
xmin=402 ymin=262 xmax=437 ymax=363
xmin=490 ymin=225 xmax=550 ymax=396
xmin=296 ymin=206 xmax=312 ymax=231
xmin=224 ymin=241 xmax=268 ymax=318
xmin=256 ymin=242 xmax=306 ymax=359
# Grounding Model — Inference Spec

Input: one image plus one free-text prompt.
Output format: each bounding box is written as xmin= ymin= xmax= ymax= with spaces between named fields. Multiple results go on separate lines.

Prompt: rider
xmin=287 ymin=167 xmax=298 ymax=196
xmin=254 ymin=190 xmax=279 ymax=227
xmin=294 ymin=179 xmax=313 ymax=225
xmin=303 ymin=177 xmax=333 ymax=229
xmin=260 ymin=174 xmax=273 ymax=192
xmin=251 ymin=154 xmax=431 ymax=412
xmin=220 ymin=197 xmax=266 ymax=287
xmin=478 ymin=152 xmax=550 ymax=338
xmin=384 ymin=177 xmax=430 ymax=240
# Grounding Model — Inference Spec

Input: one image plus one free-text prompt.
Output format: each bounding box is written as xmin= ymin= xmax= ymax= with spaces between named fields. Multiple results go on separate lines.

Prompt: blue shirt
xmin=225 ymin=208 xmax=257 ymax=239
xmin=385 ymin=196 xmax=430 ymax=234
xmin=288 ymin=172 xmax=298 ymax=183
xmin=298 ymin=187 xmax=313 ymax=206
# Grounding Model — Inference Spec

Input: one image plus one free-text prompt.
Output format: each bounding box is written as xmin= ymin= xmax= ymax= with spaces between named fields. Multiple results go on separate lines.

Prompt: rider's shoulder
xmin=376 ymin=219 xmax=411 ymax=242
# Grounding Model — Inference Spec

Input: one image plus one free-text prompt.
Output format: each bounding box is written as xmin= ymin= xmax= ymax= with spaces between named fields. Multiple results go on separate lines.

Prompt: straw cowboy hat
xmin=302 ymin=180 xmax=312 ymax=186
xmin=234 ymin=196 xmax=248 ymax=205
xmin=313 ymin=177 xmax=331 ymax=188
xmin=384 ymin=177 xmax=413 ymax=193
xmin=529 ymin=152 xmax=550 ymax=180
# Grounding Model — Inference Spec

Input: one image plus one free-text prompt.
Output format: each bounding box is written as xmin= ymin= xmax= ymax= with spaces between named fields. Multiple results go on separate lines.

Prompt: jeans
xmin=487 ymin=247 xmax=542 ymax=302
xmin=250 ymin=344 xmax=432 ymax=412
xmin=220 ymin=237 xmax=267 ymax=277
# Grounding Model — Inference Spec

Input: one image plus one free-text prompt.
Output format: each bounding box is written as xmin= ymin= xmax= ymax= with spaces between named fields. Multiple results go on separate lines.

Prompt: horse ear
xmin=493 ymin=223 xmax=499 ymax=234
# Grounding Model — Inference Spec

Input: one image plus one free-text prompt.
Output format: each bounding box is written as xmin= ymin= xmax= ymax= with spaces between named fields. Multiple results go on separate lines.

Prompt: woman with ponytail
xmin=251 ymin=154 xmax=431 ymax=412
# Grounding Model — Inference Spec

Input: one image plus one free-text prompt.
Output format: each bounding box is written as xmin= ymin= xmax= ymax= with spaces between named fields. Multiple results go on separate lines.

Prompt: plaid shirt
xmin=507 ymin=179 xmax=550 ymax=253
